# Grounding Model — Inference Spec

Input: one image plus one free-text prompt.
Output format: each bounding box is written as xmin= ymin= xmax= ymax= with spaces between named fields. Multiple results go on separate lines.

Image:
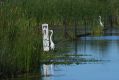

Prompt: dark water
xmin=10 ymin=35 xmax=119 ymax=80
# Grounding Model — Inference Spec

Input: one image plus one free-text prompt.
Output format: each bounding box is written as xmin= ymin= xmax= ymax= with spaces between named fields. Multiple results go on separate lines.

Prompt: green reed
xmin=1 ymin=0 xmax=119 ymax=77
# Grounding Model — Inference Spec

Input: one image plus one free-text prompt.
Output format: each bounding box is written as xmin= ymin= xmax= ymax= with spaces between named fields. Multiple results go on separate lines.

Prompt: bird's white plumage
xmin=49 ymin=30 xmax=55 ymax=50
xmin=99 ymin=16 xmax=104 ymax=27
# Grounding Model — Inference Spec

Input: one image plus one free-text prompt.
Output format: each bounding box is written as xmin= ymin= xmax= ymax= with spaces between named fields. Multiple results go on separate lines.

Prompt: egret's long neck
xmin=50 ymin=31 xmax=53 ymax=43
xmin=99 ymin=17 xmax=102 ymax=23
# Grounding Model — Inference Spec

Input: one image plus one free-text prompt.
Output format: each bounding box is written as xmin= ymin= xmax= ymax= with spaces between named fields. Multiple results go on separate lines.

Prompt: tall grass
xmin=1 ymin=0 xmax=119 ymax=77
xmin=0 ymin=1 xmax=42 ymax=77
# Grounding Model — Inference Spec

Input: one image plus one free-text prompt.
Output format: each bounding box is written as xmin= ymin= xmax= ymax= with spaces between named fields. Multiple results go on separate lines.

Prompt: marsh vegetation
xmin=1 ymin=0 xmax=119 ymax=78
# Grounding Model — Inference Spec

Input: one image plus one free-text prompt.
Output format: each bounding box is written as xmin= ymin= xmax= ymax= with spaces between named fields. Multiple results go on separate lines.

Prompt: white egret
xmin=49 ymin=30 xmax=55 ymax=50
xmin=99 ymin=16 xmax=104 ymax=27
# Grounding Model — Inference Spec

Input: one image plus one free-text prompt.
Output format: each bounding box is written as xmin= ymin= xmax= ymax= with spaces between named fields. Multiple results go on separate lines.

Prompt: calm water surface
xmin=11 ymin=35 xmax=119 ymax=80
xmin=48 ymin=35 xmax=119 ymax=80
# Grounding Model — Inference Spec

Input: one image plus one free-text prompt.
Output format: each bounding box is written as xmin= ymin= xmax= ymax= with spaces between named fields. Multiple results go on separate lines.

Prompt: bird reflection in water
xmin=42 ymin=64 xmax=54 ymax=76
